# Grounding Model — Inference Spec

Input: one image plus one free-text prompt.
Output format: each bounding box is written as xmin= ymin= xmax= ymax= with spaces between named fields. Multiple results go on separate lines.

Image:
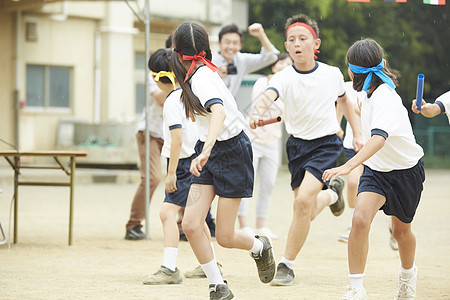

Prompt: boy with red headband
xmin=249 ymin=14 xmax=363 ymax=286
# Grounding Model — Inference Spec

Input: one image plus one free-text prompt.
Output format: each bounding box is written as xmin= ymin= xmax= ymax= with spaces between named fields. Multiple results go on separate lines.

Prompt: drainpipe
xmin=94 ymin=30 xmax=101 ymax=123
xmin=14 ymin=11 xmax=22 ymax=149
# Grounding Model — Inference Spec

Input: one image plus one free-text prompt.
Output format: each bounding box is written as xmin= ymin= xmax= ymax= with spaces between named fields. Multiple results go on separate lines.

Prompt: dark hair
xmin=218 ymin=24 xmax=242 ymax=42
xmin=346 ymin=38 xmax=397 ymax=92
xmin=171 ymin=21 xmax=210 ymax=118
xmin=285 ymin=14 xmax=319 ymax=37
xmin=165 ymin=34 xmax=173 ymax=48
xmin=148 ymin=48 xmax=173 ymax=84
xmin=274 ymin=53 xmax=291 ymax=66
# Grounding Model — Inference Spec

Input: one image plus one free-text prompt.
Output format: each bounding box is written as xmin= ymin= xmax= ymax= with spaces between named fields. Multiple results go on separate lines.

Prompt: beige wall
xmin=19 ymin=13 xmax=97 ymax=150
xmin=0 ymin=12 xmax=16 ymax=147
xmin=0 ymin=0 xmax=248 ymax=153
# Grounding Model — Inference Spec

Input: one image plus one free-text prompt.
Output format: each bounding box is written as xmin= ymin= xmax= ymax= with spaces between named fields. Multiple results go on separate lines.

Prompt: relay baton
xmin=416 ymin=74 xmax=424 ymax=112
xmin=257 ymin=116 xmax=282 ymax=127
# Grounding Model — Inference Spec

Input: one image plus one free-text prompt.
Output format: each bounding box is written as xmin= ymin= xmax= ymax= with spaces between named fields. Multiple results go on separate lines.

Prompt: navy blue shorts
xmin=286 ymin=134 xmax=343 ymax=190
xmin=344 ymin=147 xmax=357 ymax=162
xmin=164 ymin=155 xmax=194 ymax=207
xmin=358 ymin=159 xmax=425 ymax=223
xmin=192 ymin=131 xmax=254 ymax=198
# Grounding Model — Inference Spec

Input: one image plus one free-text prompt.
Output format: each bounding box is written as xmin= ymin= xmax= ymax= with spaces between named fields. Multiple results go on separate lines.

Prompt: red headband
xmin=179 ymin=51 xmax=218 ymax=83
xmin=286 ymin=22 xmax=320 ymax=60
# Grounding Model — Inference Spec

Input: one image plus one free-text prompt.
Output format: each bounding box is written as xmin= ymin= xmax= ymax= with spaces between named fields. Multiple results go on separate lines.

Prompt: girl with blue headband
xmin=323 ymin=38 xmax=425 ymax=300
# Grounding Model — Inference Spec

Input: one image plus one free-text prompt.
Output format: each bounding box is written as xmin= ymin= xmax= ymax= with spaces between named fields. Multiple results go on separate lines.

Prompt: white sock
xmin=279 ymin=256 xmax=295 ymax=270
xmin=201 ymin=259 xmax=224 ymax=285
xmin=400 ymin=263 xmax=416 ymax=279
xmin=327 ymin=189 xmax=338 ymax=205
xmin=349 ymin=273 xmax=365 ymax=288
xmin=348 ymin=208 xmax=355 ymax=228
xmin=250 ymin=237 xmax=263 ymax=256
xmin=162 ymin=247 xmax=178 ymax=272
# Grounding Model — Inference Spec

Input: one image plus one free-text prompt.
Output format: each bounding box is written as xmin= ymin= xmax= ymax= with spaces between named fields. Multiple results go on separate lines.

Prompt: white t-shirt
xmin=244 ymin=76 xmax=284 ymax=146
xmin=212 ymin=45 xmax=280 ymax=97
xmin=136 ymin=77 xmax=163 ymax=138
xmin=268 ymin=62 xmax=345 ymax=140
xmin=343 ymin=81 xmax=363 ymax=149
xmin=190 ymin=66 xmax=246 ymax=142
xmin=162 ymin=89 xmax=198 ymax=159
xmin=361 ymin=84 xmax=423 ymax=172
xmin=436 ymin=91 xmax=450 ymax=124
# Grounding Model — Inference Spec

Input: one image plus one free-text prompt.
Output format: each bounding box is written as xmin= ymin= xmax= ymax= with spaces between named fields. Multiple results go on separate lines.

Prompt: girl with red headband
xmin=249 ymin=14 xmax=363 ymax=287
xmin=170 ymin=21 xmax=276 ymax=299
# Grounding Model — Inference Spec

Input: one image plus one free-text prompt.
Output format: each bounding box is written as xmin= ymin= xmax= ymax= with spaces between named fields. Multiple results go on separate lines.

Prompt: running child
xmin=248 ymin=14 xmax=363 ymax=286
xmin=170 ymin=21 xmax=276 ymax=299
xmin=412 ymin=91 xmax=450 ymax=123
xmin=322 ymin=38 xmax=425 ymax=300
xmin=141 ymin=48 xmax=213 ymax=285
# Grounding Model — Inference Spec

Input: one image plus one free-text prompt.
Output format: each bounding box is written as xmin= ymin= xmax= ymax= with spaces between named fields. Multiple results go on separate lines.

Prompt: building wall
xmin=0 ymin=0 xmax=248 ymax=153
xmin=0 ymin=12 xmax=16 ymax=147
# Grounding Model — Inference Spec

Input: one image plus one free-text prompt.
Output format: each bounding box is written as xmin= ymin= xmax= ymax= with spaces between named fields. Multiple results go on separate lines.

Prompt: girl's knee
xmin=181 ymin=219 xmax=201 ymax=237
xmin=215 ymin=232 xmax=234 ymax=249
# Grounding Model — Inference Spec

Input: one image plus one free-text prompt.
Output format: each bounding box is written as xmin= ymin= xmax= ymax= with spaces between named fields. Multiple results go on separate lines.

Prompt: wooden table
xmin=0 ymin=150 xmax=87 ymax=245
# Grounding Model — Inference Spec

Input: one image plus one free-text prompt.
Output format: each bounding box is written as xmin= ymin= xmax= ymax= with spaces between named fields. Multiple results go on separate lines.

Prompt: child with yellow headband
xmin=249 ymin=14 xmax=363 ymax=287
xmin=142 ymin=48 xmax=214 ymax=286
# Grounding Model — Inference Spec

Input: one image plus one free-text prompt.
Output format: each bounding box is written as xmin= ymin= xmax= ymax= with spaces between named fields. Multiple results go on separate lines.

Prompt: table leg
xmin=13 ymin=156 xmax=19 ymax=244
xmin=69 ymin=156 xmax=75 ymax=246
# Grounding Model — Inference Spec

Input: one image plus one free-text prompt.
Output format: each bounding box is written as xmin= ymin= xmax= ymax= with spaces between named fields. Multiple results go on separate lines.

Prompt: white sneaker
xmin=341 ymin=285 xmax=367 ymax=300
xmin=339 ymin=227 xmax=351 ymax=243
xmin=241 ymin=226 xmax=255 ymax=237
xmin=394 ymin=267 xmax=417 ymax=299
xmin=256 ymin=227 xmax=278 ymax=240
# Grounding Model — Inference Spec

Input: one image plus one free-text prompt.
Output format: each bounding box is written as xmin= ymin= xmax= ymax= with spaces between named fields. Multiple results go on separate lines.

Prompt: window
xmin=26 ymin=64 xmax=72 ymax=110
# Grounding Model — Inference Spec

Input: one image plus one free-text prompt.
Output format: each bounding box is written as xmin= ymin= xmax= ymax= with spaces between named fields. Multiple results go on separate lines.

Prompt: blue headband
xmin=348 ymin=59 xmax=396 ymax=92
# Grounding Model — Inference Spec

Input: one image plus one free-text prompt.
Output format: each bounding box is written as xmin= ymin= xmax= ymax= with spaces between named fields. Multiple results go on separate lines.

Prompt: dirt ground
xmin=0 ymin=167 xmax=449 ymax=299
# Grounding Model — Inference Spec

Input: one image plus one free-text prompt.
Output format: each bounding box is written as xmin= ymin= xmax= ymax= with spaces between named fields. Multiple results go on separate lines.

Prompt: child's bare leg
xmin=391 ymin=216 xmax=415 ymax=269
xmin=182 ymin=184 xmax=216 ymax=264
xmin=284 ymin=171 xmax=323 ymax=260
xmin=160 ymin=203 xmax=183 ymax=247
xmin=348 ymin=192 xmax=385 ymax=274
xmin=216 ymin=197 xmax=253 ymax=250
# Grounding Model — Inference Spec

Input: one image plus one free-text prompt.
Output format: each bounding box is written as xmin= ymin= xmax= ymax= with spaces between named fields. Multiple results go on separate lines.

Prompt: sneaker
xmin=329 ymin=177 xmax=345 ymax=216
xmin=251 ymin=235 xmax=276 ymax=283
xmin=143 ymin=266 xmax=182 ymax=285
xmin=394 ymin=267 xmax=417 ymax=299
xmin=270 ymin=262 xmax=295 ymax=286
xmin=256 ymin=227 xmax=278 ymax=240
xmin=389 ymin=229 xmax=399 ymax=251
xmin=341 ymin=285 xmax=367 ymax=300
xmin=209 ymin=282 xmax=234 ymax=300
xmin=125 ymin=225 xmax=146 ymax=240
xmin=184 ymin=262 xmax=223 ymax=278
xmin=339 ymin=227 xmax=351 ymax=243
xmin=241 ymin=226 xmax=256 ymax=237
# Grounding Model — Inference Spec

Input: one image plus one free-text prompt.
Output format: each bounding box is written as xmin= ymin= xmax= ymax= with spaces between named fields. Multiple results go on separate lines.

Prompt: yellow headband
xmin=152 ymin=71 xmax=176 ymax=90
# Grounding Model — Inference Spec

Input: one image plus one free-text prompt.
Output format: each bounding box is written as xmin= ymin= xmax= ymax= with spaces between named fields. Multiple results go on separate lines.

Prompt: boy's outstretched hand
xmin=411 ymin=99 xmax=440 ymax=118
